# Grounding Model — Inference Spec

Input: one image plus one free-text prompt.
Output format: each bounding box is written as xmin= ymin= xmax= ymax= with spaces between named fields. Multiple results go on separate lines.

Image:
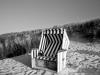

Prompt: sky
xmin=0 ymin=0 xmax=100 ymax=34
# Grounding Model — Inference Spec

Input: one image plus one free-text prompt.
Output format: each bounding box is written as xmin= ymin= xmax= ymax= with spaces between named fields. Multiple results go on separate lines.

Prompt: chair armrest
xmin=31 ymin=48 xmax=39 ymax=59
xmin=57 ymin=49 xmax=67 ymax=72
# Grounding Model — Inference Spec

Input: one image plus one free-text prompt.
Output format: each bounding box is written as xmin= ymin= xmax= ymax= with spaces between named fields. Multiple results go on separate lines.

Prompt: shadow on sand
xmin=12 ymin=53 xmax=32 ymax=68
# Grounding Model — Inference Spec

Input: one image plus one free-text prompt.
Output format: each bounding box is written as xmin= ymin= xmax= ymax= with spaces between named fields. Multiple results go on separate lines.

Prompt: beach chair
xmin=31 ymin=28 xmax=70 ymax=72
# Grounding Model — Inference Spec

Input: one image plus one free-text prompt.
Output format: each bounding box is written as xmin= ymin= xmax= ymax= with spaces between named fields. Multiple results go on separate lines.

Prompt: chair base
xmin=32 ymin=58 xmax=57 ymax=72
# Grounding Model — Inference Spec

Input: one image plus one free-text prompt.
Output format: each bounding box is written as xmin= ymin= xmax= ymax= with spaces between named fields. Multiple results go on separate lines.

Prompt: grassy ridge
xmin=0 ymin=18 xmax=100 ymax=59
xmin=0 ymin=30 xmax=41 ymax=59
xmin=63 ymin=18 xmax=100 ymax=42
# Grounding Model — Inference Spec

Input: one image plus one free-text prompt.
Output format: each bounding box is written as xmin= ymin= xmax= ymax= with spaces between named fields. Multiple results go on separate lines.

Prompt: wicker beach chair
xmin=31 ymin=28 xmax=70 ymax=72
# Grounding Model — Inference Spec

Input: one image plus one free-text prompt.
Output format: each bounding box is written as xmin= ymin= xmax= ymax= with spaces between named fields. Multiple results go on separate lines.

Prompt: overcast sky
xmin=0 ymin=0 xmax=100 ymax=34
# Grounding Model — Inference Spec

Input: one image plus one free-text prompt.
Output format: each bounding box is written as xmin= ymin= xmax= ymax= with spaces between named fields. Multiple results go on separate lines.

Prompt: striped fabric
xmin=37 ymin=56 xmax=57 ymax=61
xmin=36 ymin=28 xmax=65 ymax=61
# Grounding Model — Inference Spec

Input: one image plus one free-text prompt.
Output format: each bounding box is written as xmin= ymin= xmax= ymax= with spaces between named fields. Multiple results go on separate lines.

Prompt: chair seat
xmin=36 ymin=56 xmax=57 ymax=61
